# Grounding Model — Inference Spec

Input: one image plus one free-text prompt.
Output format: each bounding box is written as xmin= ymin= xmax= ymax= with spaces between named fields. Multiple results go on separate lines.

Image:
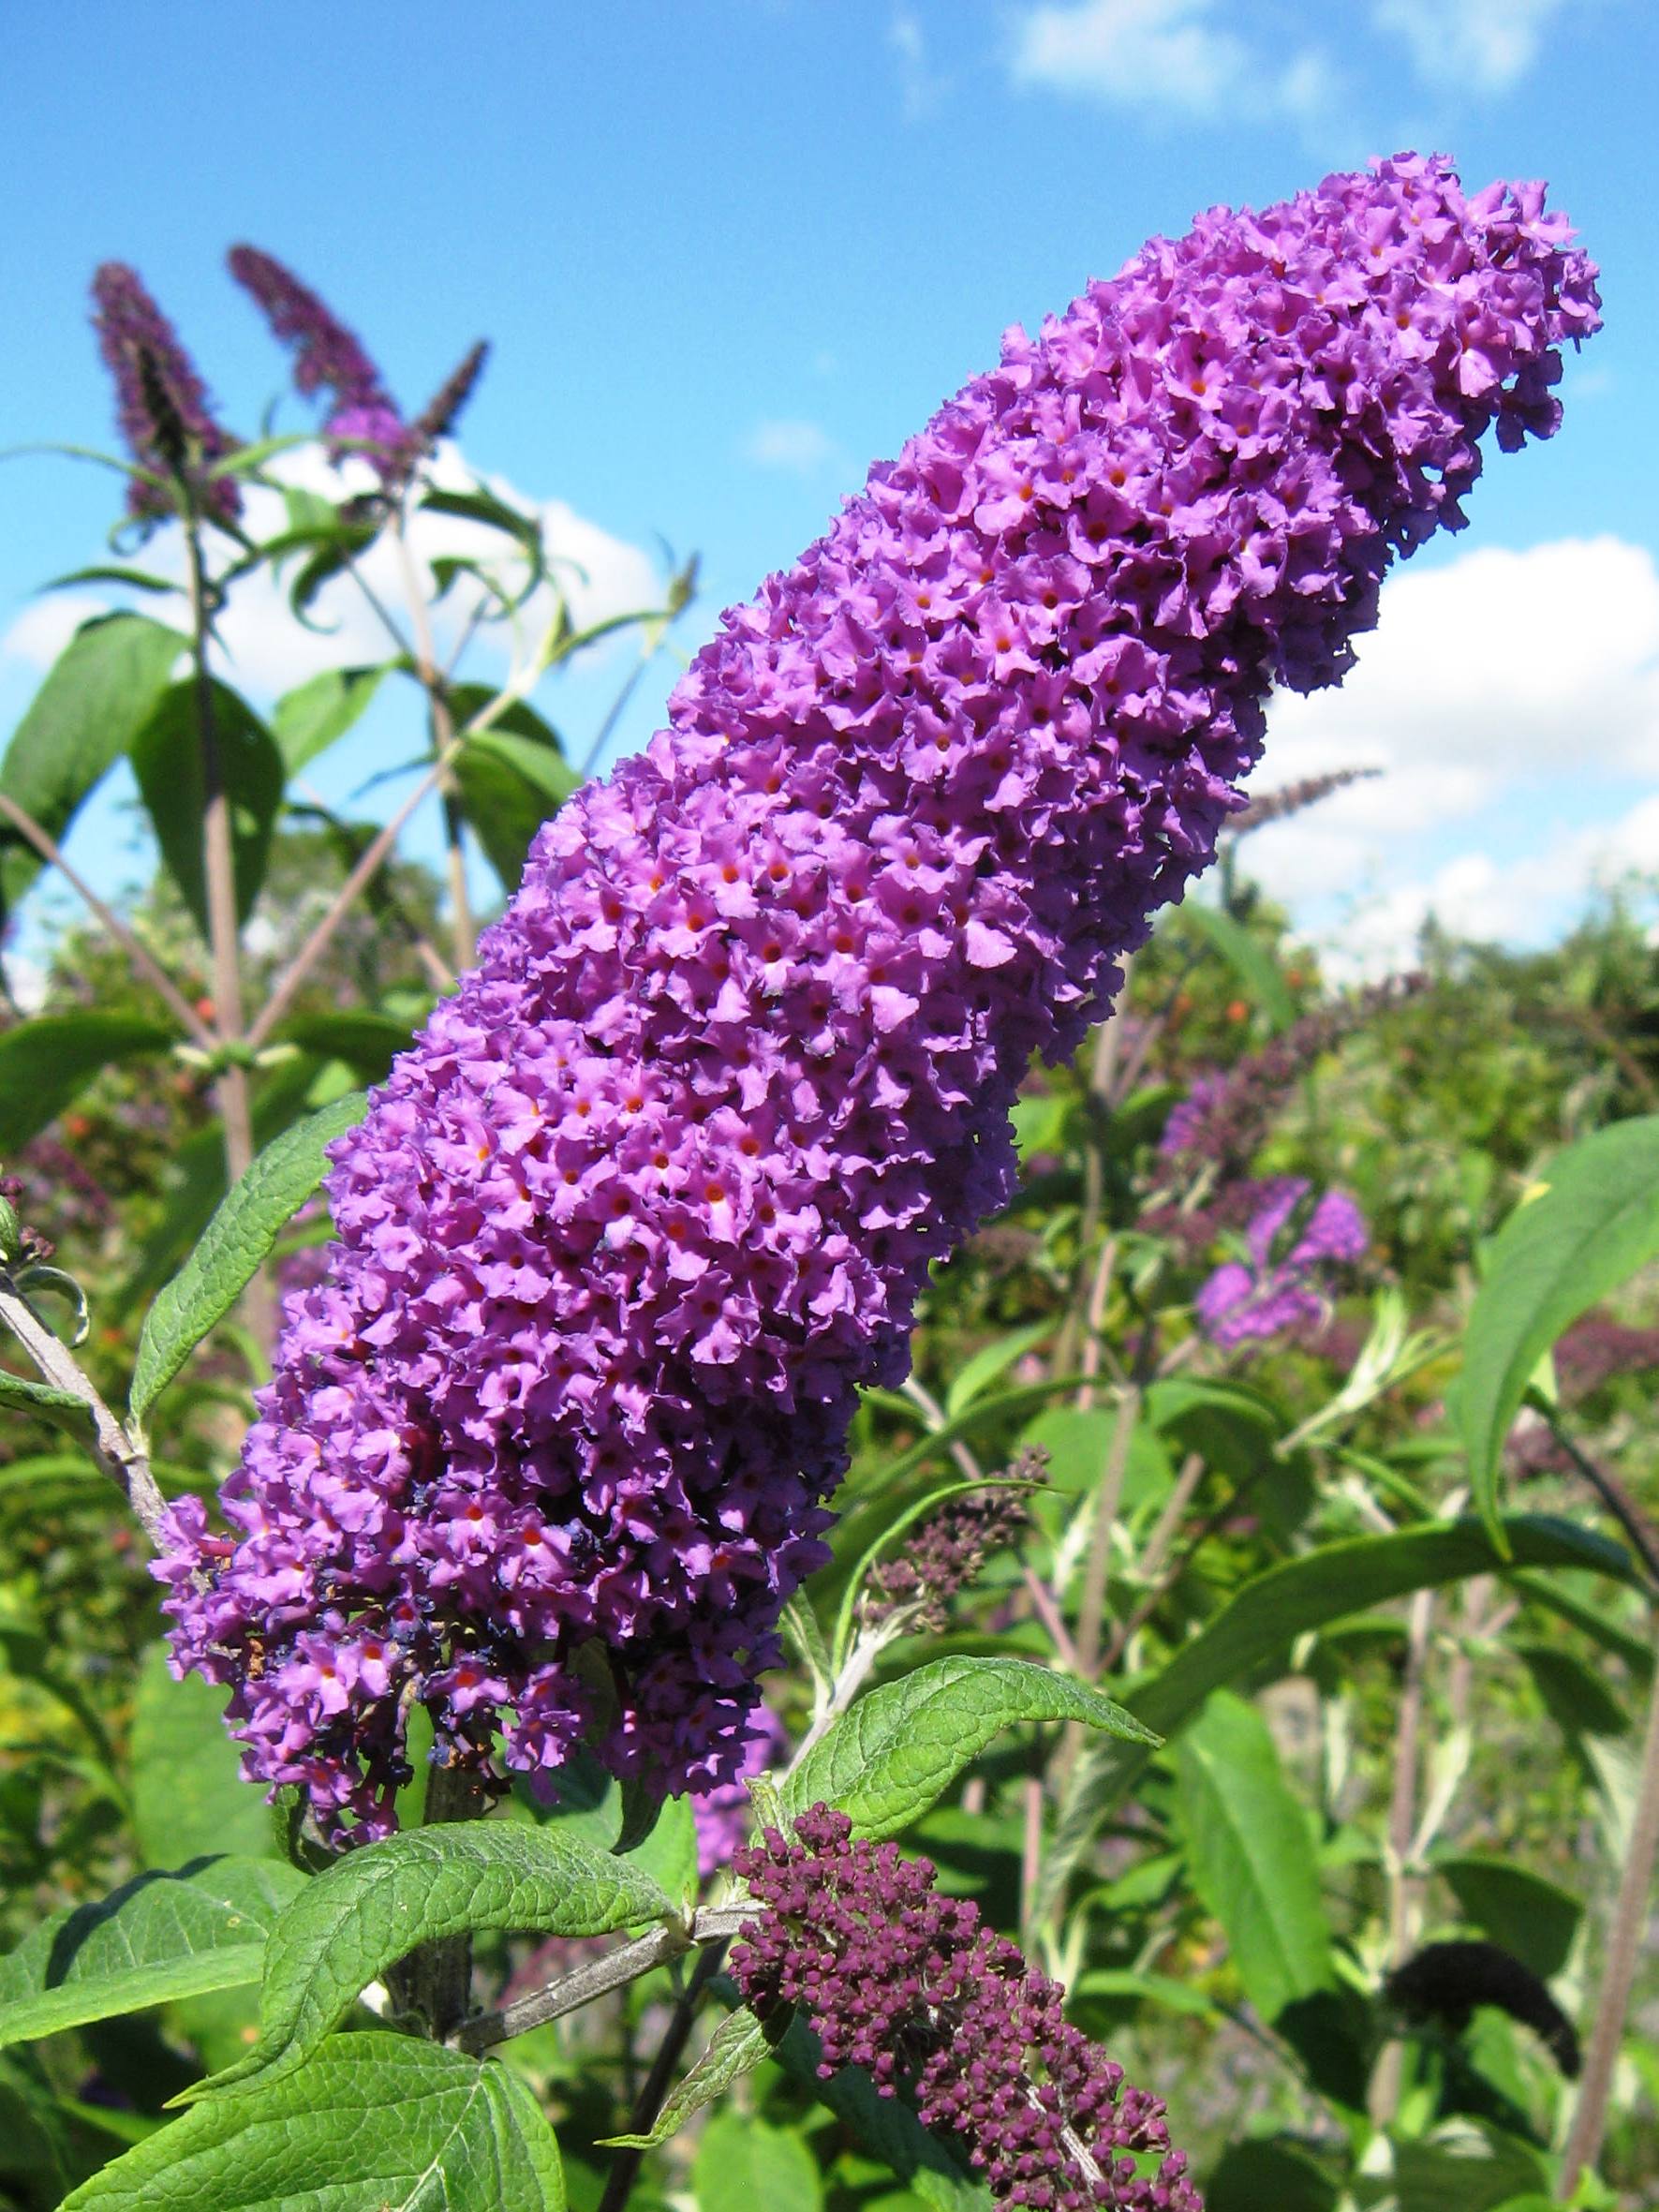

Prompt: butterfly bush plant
xmin=2 ymin=154 xmax=1652 ymax=2212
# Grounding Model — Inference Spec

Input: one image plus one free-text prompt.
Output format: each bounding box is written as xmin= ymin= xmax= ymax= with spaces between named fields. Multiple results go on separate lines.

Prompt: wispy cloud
xmin=1371 ymin=0 xmax=1584 ymax=92
xmin=889 ymin=7 xmax=950 ymax=118
xmin=1008 ymin=0 xmax=1339 ymax=127
xmin=740 ymin=418 xmax=841 ymax=475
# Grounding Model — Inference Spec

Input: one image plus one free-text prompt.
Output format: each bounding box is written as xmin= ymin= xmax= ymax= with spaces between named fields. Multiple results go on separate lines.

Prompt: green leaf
xmin=130 ymin=1091 xmax=366 ymax=1421
xmin=781 ymin=1656 xmax=1156 ymax=1842
xmin=1206 ymin=2136 xmax=1338 ymax=2212
xmin=453 ymin=727 xmax=582 ymax=887
xmin=1174 ymin=1692 xmax=1333 ymax=2026
xmin=603 ymin=2005 xmax=773 ymax=2150
xmin=270 ymin=665 xmax=383 ymax=775
xmin=625 ymin=1790 xmax=701 ymax=1912
xmin=0 ymin=2048 xmax=72 ymax=2209
xmin=0 ymin=1369 xmax=89 ymax=1423
xmin=1435 ymin=1856 xmax=1583 ymax=1981
xmin=191 ymin=1823 xmax=673 ymax=2100
xmin=129 ymin=679 xmax=286 ymax=937
xmin=1042 ymin=1515 xmax=1632 ymax=1919
xmin=0 ymin=1012 xmax=175 ymax=1153
xmin=1175 ymin=902 xmax=1295 ymax=1031
xmin=943 ymin=1323 xmax=1054 ymax=1419
xmin=1378 ymin=2120 xmax=1548 ymax=2212
xmin=0 ymin=1857 xmax=305 ymax=2051
xmin=768 ymin=2012 xmax=989 ymax=2212
xmin=694 ymin=2108 xmax=822 ymax=2212
xmin=1461 ymin=1116 xmax=1659 ymax=1542
xmin=129 ymin=1645 xmax=284 ymax=1869
xmin=0 ymin=612 xmax=185 ymax=923
xmin=1517 ymin=1641 xmax=1631 ymax=1744
xmin=62 ymin=2031 xmax=566 ymax=2209
xmin=277 ymin=1011 xmax=412 ymax=1082
xmin=43 ymin=564 xmax=181 ymax=597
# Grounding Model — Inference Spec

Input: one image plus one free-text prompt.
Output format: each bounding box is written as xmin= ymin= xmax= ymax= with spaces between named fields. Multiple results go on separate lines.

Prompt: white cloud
xmin=1372 ymin=0 xmax=1581 ymax=91
xmin=889 ymin=6 xmax=949 ymax=116
xmin=0 ymin=442 xmax=664 ymax=705
xmin=1009 ymin=0 xmax=1338 ymax=125
xmin=741 ymin=418 xmax=840 ymax=475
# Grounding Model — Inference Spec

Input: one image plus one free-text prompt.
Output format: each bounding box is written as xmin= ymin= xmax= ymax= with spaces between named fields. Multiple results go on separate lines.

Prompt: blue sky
xmin=4 ymin=0 xmax=1656 ymax=972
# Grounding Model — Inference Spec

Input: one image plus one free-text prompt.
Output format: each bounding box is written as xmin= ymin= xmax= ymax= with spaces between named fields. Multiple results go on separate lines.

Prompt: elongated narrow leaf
xmin=278 ymin=1011 xmax=412 ymax=1081
xmin=694 ymin=2108 xmax=822 ymax=2212
xmin=768 ymin=2010 xmax=989 ymax=2212
xmin=1042 ymin=1515 xmax=1631 ymax=1918
xmin=131 ymin=1091 xmax=366 ymax=1421
xmin=1175 ymin=1692 xmax=1333 ymax=2026
xmin=0 ymin=1857 xmax=304 ymax=2050
xmin=191 ymin=1823 xmax=673 ymax=2100
xmin=63 ymin=2032 xmax=565 ymax=2210
xmin=604 ymin=2005 xmax=773 ymax=2150
xmin=0 ymin=1013 xmax=174 ymax=1153
xmin=271 ymin=664 xmax=383 ymax=774
xmin=130 ymin=679 xmax=286 ymax=936
xmin=454 ymin=727 xmax=582 ymax=887
xmin=1435 ymin=1856 xmax=1582 ymax=1981
xmin=1462 ymin=1116 xmax=1659 ymax=1540
xmin=0 ymin=1370 xmax=88 ymax=1422
xmin=0 ymin=612 xmax=185 ymax=922
xmin=944 ymin=1322 xmax=1055 ymax=1418
xmin=781 ymin=1656 xmax=1156 ymax=1842
xmin=1175 ymin=902 xmax=1294 ymax=1031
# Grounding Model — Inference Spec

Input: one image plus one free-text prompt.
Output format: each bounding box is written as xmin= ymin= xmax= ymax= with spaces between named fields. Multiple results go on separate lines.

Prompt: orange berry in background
xmin=1171 ymin=990 xmax=1193 ymax=1017
xmin=195 ymin=995 xmax=217 ymax=1021
xmin=64 ymin=1112 xmax=92 ymax=1140
xmin=1285 ymin=968 xmax=1305 ymax=988
xmin=1225 ymin=999 xmax=1250 ymax=1023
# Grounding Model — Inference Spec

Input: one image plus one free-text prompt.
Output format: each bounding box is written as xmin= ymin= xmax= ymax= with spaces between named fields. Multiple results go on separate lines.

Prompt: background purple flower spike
xmin=90 ymin=262 xmax=243 ymax=527
xmin=158 ymin=155 xmax=1598 ymax=1841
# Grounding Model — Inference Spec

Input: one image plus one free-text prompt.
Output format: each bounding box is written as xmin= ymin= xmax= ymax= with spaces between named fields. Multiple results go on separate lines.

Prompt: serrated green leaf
xmin=0 ymin=1856 xmax=305 ymax=2050
xmin=1174 ymin=1692 xmax=1333 ymax=2026
xmin=604 ymin=2005 xmax=773 ymax=2149
xmin=270 ymin=664 xmax=383 ymax=774
xmin=63 ymin=2031 xmax=566 ymax=2209
xmin=1042 ymin=1515 xmax=1633 ymax=1920
xmin=694 ymin=2108 xmax=822 ymax=2212
xmin=130 ymin=1091 xmax=366 ymax=1420
xmin=191 ymin=1823 xmax=674 ymax=2100
xmin=129 ymin=678 xmax=285 ymax=938
xmin=625 ymin=1790 xmax=700 ymax=1911
xmin=0 ymin=1012 xmax=175 ymax=1153
xmin=0 ymin=612 xmax=185 ymax=923
xmin=1462 ymin=1116 xmax=1659 ymax=1543
xmin=781 ymin=1657 xmax=1155 ymax=1841
xmin=129 ymin=1644 xmax=284 ymax=1868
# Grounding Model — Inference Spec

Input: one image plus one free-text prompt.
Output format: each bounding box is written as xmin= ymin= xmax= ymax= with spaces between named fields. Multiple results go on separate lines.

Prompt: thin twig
xmin=1098 ymin=1462 xmax=1268 ymax=1674
xmin=597 ymin=1939 xmax=731 ymax=2212
xmin=0 ymin=794 xmax=214 ymax=1048
xmin=454 ymin=1906 xmax=750 ymax=2054
xmin=1370 ymin=1586 xmax=1434 ymax=2128
xmin=1559 ymin=1611 xmax=1659 ymax=2196
xmin=0 ymin=1281 xmax=168 ymax=1540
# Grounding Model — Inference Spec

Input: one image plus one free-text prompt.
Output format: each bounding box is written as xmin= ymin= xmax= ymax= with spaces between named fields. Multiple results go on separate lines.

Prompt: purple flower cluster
xmin=861 ymin=1450 xmax=1043 ymax=1635
xmin=690 ymin=1700 xmax=789 ymax=1877
xmin=157 ymin=156 xmax=1598 ymax=1839
xmin=90 ymin=264 xmax=243 ymax=527
xmin=732 ymin=1806 xmax=1200 ymax=2209
xmin=1194 ymin=1178 xmax=1368 ymax=1348
xmin=228 ymin=246 xmax=486 ymax=487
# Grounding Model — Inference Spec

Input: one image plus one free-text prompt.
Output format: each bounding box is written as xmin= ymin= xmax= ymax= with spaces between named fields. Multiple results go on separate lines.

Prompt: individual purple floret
xmin=156 ymin=156 xmax=1598 ymax=1840
xmin=1194 ymin=1178 xmax=1368 ymax=1348
xmin=90 ymin=263 xmax=242 ymax=526
xmin=228 ymin=246 xmax=485 ymax=487
xmin=731 ymin=1805 xmax=1202 ymax=2210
